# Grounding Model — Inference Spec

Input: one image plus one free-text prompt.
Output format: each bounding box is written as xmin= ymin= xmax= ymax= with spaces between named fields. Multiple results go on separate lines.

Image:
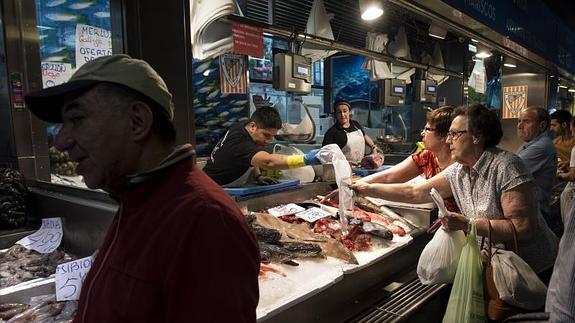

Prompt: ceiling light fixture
xmin=569 ymin=89 xmax=575 ymax=93
xmin=471 ymin=38 xmax=479 ymax=43
xmin=559 ymin=85 xmax=568 ymax=89
xmin=475 ymin=44 xmax=492 ymax=58
xmin=359 ymin=0 xmax=383 ymax=20
xmin=428 ymin=23 xmax=447 ymax=40
xmin=503 ymin=57 xmax=517 ymax=68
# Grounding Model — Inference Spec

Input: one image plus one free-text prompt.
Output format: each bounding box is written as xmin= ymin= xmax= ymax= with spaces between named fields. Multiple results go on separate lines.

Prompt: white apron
xmin=341 ymin=129 xmax=365 ymax=164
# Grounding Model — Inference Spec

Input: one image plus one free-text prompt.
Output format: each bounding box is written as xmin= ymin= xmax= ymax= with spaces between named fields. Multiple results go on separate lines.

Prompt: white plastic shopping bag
xmin=417 ymin=226 xmax=466 ymax=285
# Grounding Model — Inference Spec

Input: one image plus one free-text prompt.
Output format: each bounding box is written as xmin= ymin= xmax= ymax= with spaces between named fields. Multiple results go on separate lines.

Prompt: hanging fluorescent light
xmin=475 ymin=44 xmax=492 ymax=58
xmin=428 ymin=23 xmax=447 ymax=40
xmin=359 ymin=0 xmax=383 ymax=20
xmin=559 ymin=85 xmax=568 ymax=89
xmin=569 ymin=89 xmax=575 ymax=93
xmin=471 ymin=38 xmax=479 ymax=43
xmin=503 ymin=57 xmax=517 ymax=68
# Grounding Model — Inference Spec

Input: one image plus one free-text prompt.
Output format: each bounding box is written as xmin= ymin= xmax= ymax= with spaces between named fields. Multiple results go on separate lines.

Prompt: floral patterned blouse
xmin=411 ymin=149 xmax=460 ymax=213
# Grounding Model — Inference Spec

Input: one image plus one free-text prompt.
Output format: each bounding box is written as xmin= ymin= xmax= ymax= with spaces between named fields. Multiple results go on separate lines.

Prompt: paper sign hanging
xmin=219 ymin=53 xmax=248 ymax=94
xmin=267 ymin=203 xmax=306 ymax=217
xmin=16 ymin=217 xmax=63 ymax=254
xmin=41 ymin=62 xmax=74 ymax=88
xmin=502 ymin=85 xmax=528 ymax=119
xmin=55 ymin=256 xmax=94 ymax=301
xmin=232 ymin=22 xmax=263 ymax=58
xmin=75 ymin=24 xmax=112 ymax=68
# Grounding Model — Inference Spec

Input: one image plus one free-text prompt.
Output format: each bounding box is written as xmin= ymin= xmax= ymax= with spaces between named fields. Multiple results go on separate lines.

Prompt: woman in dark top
xmin=322 ymin=100 xmax=377 ymax=164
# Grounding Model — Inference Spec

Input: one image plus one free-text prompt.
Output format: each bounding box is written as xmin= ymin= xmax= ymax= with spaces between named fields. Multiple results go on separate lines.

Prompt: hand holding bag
xmin=483 ymin=220 xmax=547 ymax=321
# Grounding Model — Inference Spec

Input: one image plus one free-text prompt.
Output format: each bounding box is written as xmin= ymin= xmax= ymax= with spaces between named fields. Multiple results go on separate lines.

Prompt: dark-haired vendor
xmin=203 ymin=106 xmax=321 ymax=187
xmin=322 ymin=99 xmax=379 ymax=164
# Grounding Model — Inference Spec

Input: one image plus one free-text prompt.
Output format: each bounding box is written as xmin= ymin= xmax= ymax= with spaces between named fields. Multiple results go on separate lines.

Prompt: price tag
xmin=295 ymin=207 xmax=332 ymax=222
xmin=16 ymin=217 xmax=63 ymax=253
xmin=267 ymin=203 xmax=305 ymax=217
xmin=55 ymin=256 xmax=94 ymax=301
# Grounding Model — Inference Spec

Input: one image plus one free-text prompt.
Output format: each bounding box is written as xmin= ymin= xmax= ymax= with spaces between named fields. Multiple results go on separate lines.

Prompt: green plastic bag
xmin=443 ymin=221 xmax=485 ymax=323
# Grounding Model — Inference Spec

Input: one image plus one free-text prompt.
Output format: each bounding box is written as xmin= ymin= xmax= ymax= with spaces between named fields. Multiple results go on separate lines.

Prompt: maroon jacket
xmin=74 ymin=146 xmax=260 ymax=322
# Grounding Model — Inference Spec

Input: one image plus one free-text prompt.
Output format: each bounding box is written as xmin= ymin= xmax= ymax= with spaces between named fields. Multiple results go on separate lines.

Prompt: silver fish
xmin=46 ymin=0 xmax=66 ymax=7
xmin=45 ymin=13 xmax=78 ymax=21
xmin=229 ymin=107 xmax=245 ymax=113
xmin=198 ymin=86 xmax=213 ymax=94
xmin=69 ymin=2 xmax=93 ymax=9
xmin=233 ymin=100 xmax=248 ymax=106
xmin=206 ymin=89 xmax=220 ymax=100
xmin=218 ymin=111 xmax=229 ymax=117
xmin=203 ymin=120 xmax=220 ymax=126
xmin=93 ymin=11 xmax=110 ymax=18
xmin=194 ymin=60 xmax=212 ymax=74
xmin=195 ymin=107 xmax=213 ymax=114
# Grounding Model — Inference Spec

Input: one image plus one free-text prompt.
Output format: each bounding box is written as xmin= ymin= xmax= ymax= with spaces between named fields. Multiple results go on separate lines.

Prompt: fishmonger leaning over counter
xmin=350 ymin=104 xmax=558 ymax=278
xmin=203 ymin=106 xmax=322 ymax=187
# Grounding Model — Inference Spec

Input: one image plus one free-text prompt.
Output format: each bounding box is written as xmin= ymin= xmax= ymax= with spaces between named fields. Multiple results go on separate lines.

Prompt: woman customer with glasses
xmin=323 ymin=106 xmax=460 ymax=220
xmin=350 ymin=103 xmax=558 ymax=277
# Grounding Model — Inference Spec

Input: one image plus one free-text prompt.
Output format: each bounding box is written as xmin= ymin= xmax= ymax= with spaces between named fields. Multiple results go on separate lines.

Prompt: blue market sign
xmin=442 ymin=0 xmax=574 ymax=74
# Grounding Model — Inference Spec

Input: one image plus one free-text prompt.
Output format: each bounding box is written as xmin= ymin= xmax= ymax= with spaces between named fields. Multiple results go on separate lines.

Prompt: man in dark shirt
xmin=204 ymin=107 xmax=321 ymax=186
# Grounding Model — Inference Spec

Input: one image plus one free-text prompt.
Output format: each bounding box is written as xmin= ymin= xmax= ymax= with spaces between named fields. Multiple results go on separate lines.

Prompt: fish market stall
xmin=234 ymin=182 xmax=437 ymax=322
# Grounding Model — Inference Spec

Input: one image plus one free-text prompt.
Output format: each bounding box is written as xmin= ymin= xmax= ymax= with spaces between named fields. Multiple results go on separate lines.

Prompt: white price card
xmin=16 ymin=217 xmax=63 ymax=254
xmin=295 ymin=207 xmax=332 ymax=223
xmin=267 ymin=203 xmax=305 ymax=217
xmin=55 ymin=256 xmax=94 ymax=301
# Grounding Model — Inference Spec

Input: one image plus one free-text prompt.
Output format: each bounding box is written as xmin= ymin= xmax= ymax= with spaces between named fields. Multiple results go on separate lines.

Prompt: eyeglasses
xmin=421 ymin=127 xmax=436 ymax=133
xmin=446 ymin=130 xmax=468 ymax=140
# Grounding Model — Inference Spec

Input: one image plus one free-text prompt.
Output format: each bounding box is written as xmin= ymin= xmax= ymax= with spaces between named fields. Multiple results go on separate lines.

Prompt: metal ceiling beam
xmin=228 ymin=14 xmax=464 ymax=78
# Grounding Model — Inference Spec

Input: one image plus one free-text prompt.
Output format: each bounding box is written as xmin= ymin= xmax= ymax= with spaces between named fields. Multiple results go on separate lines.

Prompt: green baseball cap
xmin=25 ymin=54 xmax=174 ymax=123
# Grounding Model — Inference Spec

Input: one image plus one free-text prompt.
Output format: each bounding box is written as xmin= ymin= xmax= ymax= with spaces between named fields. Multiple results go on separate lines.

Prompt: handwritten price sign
xmin=267 ymin=203 xmax=305 ymax=217
xmin=295 ymin=207 xmax=331 ymax=222
xmin=55 ymin=256 xmax=94 ymax=301
xmin=16 ymin=217 xmax=63 ymax=253
xmin=75 ymin=24 xmax=112 ymax=68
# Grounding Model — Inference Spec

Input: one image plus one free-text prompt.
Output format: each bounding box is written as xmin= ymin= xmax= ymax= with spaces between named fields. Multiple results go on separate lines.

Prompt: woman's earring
xmin=473 ymin=138 xmax=479 ymax=144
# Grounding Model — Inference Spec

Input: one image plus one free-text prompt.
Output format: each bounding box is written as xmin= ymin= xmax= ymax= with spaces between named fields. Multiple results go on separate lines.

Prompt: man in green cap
xmin=25 ymin=54 xmax=259 ymax=323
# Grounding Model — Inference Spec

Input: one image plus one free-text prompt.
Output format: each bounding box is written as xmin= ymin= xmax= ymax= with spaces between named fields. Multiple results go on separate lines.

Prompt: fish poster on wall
xmin=502 ymin=85 xmax=528 ymax=119
xmin=219 ymin=53 xmax=248 ymax=94
xmin=75 ymin=24 xmax=112 ymax=68
xmin=193 ymin=57 xmax=249 ymax=156
xmin=41 ymin=62 xmax=74 ymax=87
xmin=35 ymin=0 xmax=111 ymax=69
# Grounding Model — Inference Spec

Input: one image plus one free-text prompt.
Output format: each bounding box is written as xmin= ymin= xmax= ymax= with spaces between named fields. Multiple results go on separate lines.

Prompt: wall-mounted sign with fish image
xmin=502 ymin=85 xmax=528 ymax=119
xmin=35 ymin=0 xmax=112 ymax=69
xmin=193 ymin=57 xmax=249 ymax=156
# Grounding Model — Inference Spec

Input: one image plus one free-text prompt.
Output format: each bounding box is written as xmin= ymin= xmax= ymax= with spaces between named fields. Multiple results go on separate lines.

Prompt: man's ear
xmin=129 ymin=101 xmax=154 ymax=141
xmin=245 ymin=121 xmax=257 ymax=134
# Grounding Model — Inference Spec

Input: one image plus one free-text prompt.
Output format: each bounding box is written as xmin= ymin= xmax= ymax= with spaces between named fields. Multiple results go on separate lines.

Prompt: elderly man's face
xmin=53 ymin=86 xmax=136 ymax=193
xmin=517 ymin=109 xmax=544 ymax=142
